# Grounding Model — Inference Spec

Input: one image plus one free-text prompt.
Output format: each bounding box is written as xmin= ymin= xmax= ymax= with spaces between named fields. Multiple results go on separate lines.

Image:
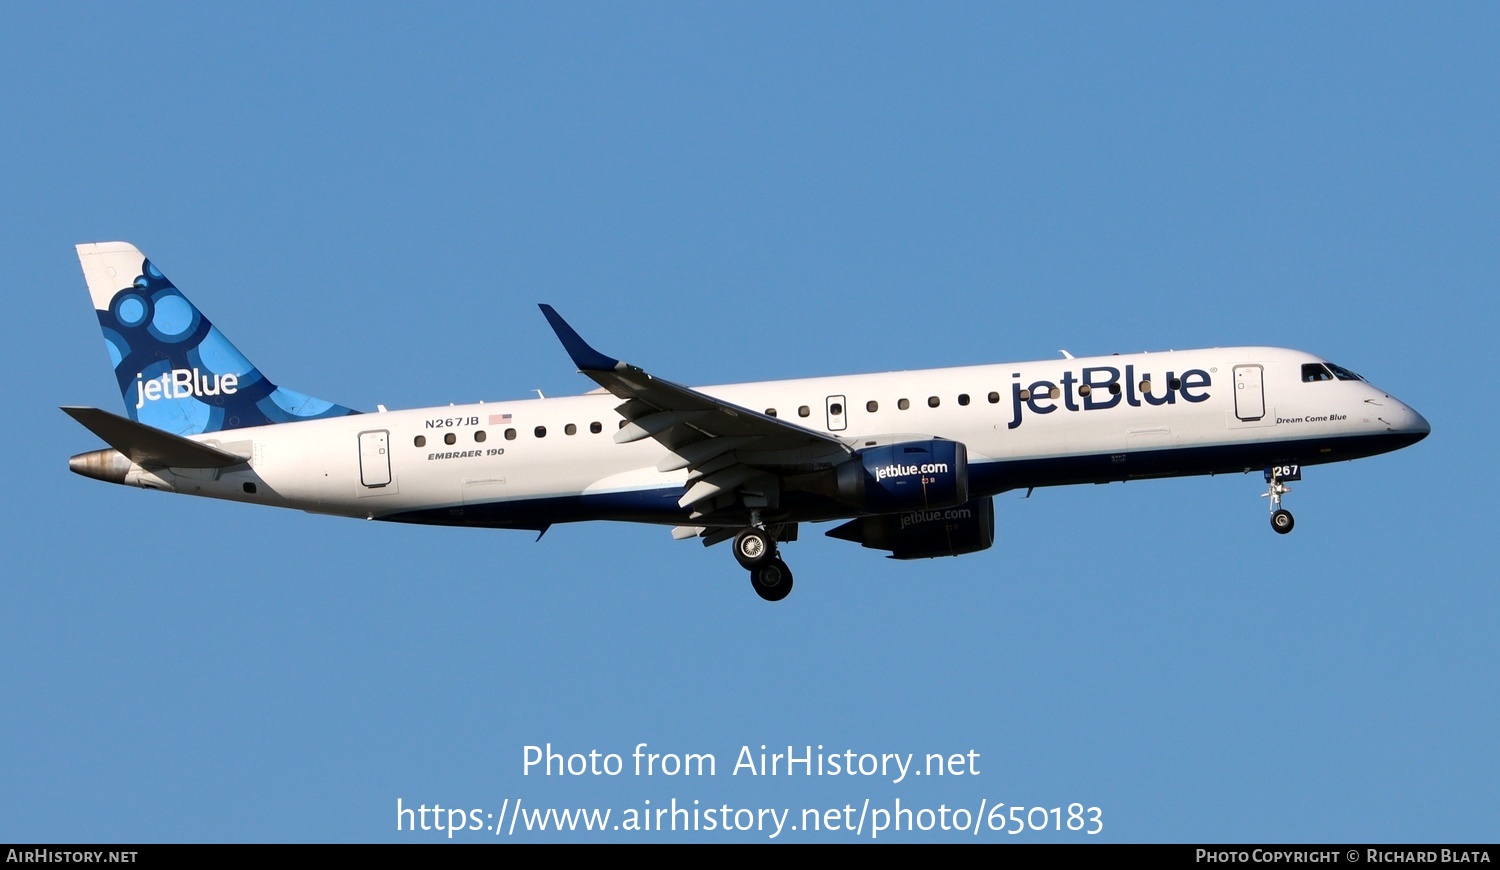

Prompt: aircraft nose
xmin=1408 ymin=406 xmax=1431 ymax=439
xmin=1391 ymin=399 xmax=1430 ymax=442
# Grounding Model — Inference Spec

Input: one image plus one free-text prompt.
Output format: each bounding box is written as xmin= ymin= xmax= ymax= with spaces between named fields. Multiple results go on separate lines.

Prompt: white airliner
xmin=66 ymin=242 xmax=1430 ymax=601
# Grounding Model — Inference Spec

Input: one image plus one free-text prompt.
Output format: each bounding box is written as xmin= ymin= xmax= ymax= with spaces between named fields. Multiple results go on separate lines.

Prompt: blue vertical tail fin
xmin=77 ymin=242 xmax=360 ymax=435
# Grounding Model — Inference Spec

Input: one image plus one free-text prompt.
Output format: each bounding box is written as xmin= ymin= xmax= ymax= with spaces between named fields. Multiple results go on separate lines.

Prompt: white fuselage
xmin=133 ymin=346 xmax=1428 ymax=531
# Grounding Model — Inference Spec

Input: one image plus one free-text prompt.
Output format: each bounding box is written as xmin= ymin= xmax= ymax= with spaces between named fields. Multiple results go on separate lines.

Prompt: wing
xmin=539 ymin=306 xmax=852 ymax=529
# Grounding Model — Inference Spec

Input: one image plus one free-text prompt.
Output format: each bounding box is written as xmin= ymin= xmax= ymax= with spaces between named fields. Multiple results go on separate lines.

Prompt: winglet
xmin=538 ymin=304 xmax=622 ymax=372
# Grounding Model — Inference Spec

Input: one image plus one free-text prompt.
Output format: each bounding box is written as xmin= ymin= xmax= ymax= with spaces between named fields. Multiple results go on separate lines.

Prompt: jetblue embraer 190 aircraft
xmin=66 ymin=242 xmax=1430 ymax=601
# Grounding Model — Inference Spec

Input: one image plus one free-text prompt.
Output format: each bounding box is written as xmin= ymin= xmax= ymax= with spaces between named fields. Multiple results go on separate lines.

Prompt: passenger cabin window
xmin=829 ymin=403 xmax=843 ymax=416
xmin=414 ymin=435 xmax=426 ymax=447
xmin=958 ymin=394 xmax=970 ymax=406
xmin=866 ymin=400 xmax=878 ymax=413
xmin=798 ymin=406 xmax=810 ymax=417
xmin=590 ymin=422 xmax=602 ymax=434
xmin=504 ymin=428 xmax=516 ymax=440
xmin=474 ymin=430 xmax=487 ymax=443
xmin=444 ymin=432 xmax=456 ymax=445
xmin=765 ymin=408 xmax=777 ymax=417
xmin=928 ymin=396 xmax=940 ymax=408
xmin=534 ymin=426 xmax=547 ymax=438
xmin=898 ymin=398 xmax=910 ymax=410
xmin=565 ymin=423 xmax=577 ymax=436
xmin=1302 ymin=363 xmax=1335 ymax=382
xmin=987 ymin=391 xmax=1000 ymax=404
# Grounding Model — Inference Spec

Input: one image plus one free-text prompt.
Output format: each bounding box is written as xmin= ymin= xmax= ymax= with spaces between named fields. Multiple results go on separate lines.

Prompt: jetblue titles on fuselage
xmin=1007 ymin=365 xmax=1211 ymax=429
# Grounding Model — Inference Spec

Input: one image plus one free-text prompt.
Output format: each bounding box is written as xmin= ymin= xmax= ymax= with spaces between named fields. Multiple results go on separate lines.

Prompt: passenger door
xmin=1234 ymin=365 xmax=1265 ymax=421
xmin=358 ymin=430 xmax=391 ymax=487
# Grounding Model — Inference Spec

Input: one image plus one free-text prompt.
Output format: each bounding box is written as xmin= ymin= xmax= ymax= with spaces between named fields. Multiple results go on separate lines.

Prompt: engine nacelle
xmin=826 ymin=496 xmax=995 ymax=559
xmin=835 ymin=439 xmax=969 ymax=513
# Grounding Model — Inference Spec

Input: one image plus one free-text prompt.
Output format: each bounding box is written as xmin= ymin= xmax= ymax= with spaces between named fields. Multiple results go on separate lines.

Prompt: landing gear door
xmin=825 ymin=395 xmax=847 ymax=432
xmin=1234 ymin=365 xmax=1265 ymax=421
xmin=358 ymin=430 xmax=391 ymax=487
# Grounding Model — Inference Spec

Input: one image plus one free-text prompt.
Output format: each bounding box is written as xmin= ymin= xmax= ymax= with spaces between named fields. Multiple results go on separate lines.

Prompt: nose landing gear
xmin=1262 ymin=465 xmax=1299 ymax=535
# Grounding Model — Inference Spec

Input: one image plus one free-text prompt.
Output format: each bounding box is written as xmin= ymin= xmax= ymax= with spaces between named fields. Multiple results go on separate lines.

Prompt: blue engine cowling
xmin=835 ymin=439 xmax=969 ymax=513
xmin=826 ymin=496 xmax=995 ymax=559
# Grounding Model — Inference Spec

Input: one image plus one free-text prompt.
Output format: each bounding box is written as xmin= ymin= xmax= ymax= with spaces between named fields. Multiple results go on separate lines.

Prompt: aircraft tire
xmin=750 ymin=558 xmax=793 ymax=602
xmin=1271 ymin=509 xmax=1295 ymax=534
xmin=733 ymin=528 xmax=775 ymax=569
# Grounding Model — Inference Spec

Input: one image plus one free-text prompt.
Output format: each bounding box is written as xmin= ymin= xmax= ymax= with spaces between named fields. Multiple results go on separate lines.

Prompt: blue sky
xmin=3 ymin=3 xmax=1496 ymax=842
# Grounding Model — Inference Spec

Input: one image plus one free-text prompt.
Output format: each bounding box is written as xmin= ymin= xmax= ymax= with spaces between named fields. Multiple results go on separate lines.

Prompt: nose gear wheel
xmin=1262 ymin=469 xmax=1295 ymax=535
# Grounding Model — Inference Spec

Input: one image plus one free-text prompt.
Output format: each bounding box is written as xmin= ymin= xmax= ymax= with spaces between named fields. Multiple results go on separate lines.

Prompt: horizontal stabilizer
xmin=61 ymin=406 xmax=246 ymax=468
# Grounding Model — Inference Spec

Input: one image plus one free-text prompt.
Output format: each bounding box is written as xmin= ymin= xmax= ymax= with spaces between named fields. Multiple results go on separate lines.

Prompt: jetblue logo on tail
xmin=134 ymin=368 xmax=239 ymax=409
xmin=77 ymin=244 xmax=359 ymax=433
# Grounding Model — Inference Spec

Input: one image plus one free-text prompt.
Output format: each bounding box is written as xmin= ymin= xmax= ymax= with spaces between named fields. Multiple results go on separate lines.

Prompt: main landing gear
xmin=1262 ymin=467 xmax=1296 ymax=535
xmin=734 ymin=524 xmax=794 ymax=602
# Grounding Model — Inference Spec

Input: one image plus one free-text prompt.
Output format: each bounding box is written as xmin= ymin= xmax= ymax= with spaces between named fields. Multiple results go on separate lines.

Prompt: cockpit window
xmin=1326 ymin=363 xmax=1365 ymax=382
xmin=1302 ymin=363 xmax=1335 ymax=382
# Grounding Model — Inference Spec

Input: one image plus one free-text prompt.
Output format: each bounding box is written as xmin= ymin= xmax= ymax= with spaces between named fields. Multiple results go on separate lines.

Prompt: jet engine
xmin=834 ymin=439 xmax=969 ymax=513
xmin=826 ymin=496 xmax=995 ymax=559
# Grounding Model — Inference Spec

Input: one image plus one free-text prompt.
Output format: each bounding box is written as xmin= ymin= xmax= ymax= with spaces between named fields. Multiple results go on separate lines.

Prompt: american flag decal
xmin=489 ymin=413 xmax=512 ymax=425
